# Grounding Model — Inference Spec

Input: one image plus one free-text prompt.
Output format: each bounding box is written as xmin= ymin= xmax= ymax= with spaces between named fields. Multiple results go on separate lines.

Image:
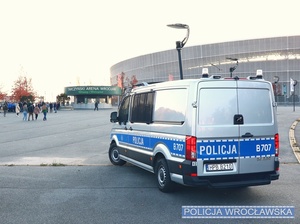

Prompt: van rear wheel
xmin=155 ymin=158 xmax=174 ymax=192
xmin=109 ymin=143 xmax=126 ymax=166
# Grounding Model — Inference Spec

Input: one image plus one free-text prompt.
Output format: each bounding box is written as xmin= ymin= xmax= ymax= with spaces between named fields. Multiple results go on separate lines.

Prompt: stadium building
xmin=110 ymin=35 xmax=300 ymax=105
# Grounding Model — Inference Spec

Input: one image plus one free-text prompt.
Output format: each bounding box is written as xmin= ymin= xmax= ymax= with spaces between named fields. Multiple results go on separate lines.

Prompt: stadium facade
xmin=110 ymin=35 xmax=300 ymax=104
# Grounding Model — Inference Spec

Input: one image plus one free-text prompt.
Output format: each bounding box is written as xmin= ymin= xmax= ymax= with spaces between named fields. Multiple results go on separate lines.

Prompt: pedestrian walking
xmin=94 ymin=101 xmax=99 ymax=111
xmin=33 ymin=104 xmax=40 ymax=120
xmin=49 ymin=103 xmax=53 ymax=113
xmin=19 ymin=102 xmax=23 ymax=113
xmin=3 ymin=101 xmax=8 ymax=117
xmin=27 ymin=103 xmax=34 ymax=121
xmin=56 ymin=102 xmax=60 ymax=111
xmin=15 ymin=103 xmax=20 ymax=116
xmin=22 ymin=103 xmax=28 ymax=121
xmin=42 ymin=103 xmax=48 ymax=121
xmin=54 ymin=102 xmax=57 ymax=113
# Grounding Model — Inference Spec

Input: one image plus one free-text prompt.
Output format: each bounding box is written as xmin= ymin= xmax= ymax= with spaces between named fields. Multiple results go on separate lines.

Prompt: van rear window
xmin=198 ymin=88 xmax=273 ymax=126
xmin=198 ymin=89 xmax=236 ymax=126
xmin=238 ymin=88 xmax=273 ymax=124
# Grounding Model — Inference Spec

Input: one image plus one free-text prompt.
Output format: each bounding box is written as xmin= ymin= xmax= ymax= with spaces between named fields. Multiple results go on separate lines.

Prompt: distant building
xmin=110 ymin=35 xmax=300 ymax=104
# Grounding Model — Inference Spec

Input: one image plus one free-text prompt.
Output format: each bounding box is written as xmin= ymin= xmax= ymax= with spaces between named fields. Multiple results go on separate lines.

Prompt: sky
xmin=0 ymin=0 xmax=299 ymax=101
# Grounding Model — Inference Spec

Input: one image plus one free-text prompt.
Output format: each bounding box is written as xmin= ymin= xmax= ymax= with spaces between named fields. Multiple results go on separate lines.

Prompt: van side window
xmin=131 ymin=92 xmax=154 ymax=123
xmin=118 ymin=96 xmax=130 ymax=124
xmin=153 ymin=89 xmax=187 ymax=124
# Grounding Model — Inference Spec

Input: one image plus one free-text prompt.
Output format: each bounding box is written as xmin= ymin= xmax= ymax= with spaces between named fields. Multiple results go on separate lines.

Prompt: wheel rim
xmin=111 ymin=148 xmax=120 ymax=162
xmin=158 ymin=165 xmax=167 ymax=187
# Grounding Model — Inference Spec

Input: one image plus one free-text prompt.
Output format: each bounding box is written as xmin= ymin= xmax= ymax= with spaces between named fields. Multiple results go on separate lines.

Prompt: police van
xmin=109 ymin=69 xmax=279 ymax=192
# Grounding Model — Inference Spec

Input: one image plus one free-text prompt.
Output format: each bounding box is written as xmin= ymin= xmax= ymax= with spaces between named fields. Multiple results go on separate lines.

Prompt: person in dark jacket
xmin=28 ymin=103 xmax=34 ymax=121
xmin=2 ymin=101 xmax=8 ymax=117
xmin=94 ymin=101 xmax=99 ymax=111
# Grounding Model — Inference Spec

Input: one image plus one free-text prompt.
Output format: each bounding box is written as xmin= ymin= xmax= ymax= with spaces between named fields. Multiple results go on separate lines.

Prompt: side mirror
xmin=110 ymin=111 xmax=118 ymax=123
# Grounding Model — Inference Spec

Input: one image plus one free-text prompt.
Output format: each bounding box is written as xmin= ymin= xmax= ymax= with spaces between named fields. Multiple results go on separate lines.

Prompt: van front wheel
xmin=155 ymin=158 xmax=174 ymax=192
xmin=109 ymin=143 xmax=126 ymax=166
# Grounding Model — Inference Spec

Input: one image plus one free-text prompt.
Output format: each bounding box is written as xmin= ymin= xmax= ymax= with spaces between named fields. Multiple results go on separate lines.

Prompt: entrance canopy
xmin=64 ymin=85 xmax=122 ymax=109
xmin=64 ymin=86 xmax=122 ymax=96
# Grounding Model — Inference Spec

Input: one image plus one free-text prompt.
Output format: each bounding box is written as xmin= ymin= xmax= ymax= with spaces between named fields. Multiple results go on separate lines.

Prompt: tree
xmin=11 ymin=76 xmax=37 ymax=102
xmin=56 ymin=93 xmax=70 ymax=106
xmin=0 ymin=86 xmax=6 ymax=101
xmin=0 ymin=92 xmax=6 ymax=101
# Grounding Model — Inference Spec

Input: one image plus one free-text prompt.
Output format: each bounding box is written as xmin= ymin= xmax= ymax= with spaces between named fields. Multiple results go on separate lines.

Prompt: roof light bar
xmin=256 ymin=69 xmax=263 ymax=79
xmin=202 ymin=68 xmax=209 ymax=78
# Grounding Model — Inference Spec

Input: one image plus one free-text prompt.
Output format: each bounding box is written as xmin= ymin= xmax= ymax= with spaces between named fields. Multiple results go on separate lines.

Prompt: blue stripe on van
xmin=198 ymin=138 xmax=275 ymax=160
xmin=111 ymin=132 xmax=275 ymax=161
xmin=240 ymin=138 xmax=275 ymax=158
xmin=198 ymin=139 xmax=239 ymax=160
xmin=112 ymin=132 xmax=186 ymax=158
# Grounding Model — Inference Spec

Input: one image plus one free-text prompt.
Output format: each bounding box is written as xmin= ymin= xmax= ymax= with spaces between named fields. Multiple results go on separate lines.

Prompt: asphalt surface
xmin=0 ymin=109 xmax=112 ymax=166
xmin=276 ymin=106 xmax=300 ymax=164
xmin=0 ymin=107 xmax=300 ymax=224
xmin=0 ymin=106 xmax=300 ymax=166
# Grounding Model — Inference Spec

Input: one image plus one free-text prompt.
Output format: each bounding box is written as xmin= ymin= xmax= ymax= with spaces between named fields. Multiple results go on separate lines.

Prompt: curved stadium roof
xmin=110 ymin=35 xmax=300 ymax=103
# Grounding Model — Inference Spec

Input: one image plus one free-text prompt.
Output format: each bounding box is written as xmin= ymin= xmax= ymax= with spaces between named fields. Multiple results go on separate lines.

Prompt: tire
xmin=108 ymin=143 xmax=126 ymax=166
xmin=155 ymin=158 xmax=174 ymax=192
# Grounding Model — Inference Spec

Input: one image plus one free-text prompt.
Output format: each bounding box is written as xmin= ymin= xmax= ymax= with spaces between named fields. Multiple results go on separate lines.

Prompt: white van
xmin=109 ymin=71 xmax=279 ymax=192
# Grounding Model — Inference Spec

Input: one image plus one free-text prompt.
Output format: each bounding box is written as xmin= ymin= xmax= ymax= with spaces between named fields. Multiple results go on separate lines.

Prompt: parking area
xmin=1 ymin=107 xmax=300 ymax=223
xmin=1 ymin=106 xmax=300 ymax=166
xmin=0 ymin=109 xmax=114 ymax=166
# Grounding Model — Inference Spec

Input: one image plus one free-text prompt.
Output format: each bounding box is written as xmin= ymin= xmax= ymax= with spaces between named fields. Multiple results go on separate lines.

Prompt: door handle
xmin=242 ymin=132 xmax=253 ymax=138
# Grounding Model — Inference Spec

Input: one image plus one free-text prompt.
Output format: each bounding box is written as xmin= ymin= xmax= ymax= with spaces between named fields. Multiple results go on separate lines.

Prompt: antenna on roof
xmin=210 ymin=63 xmax=222 ymax=71
xmin=226 ymin=57 xmax=239 ymax=77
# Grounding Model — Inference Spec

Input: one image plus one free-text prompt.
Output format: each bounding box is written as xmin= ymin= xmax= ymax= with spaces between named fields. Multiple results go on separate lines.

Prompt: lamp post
xmin=167 ymin=23 xmax=189 ymax=80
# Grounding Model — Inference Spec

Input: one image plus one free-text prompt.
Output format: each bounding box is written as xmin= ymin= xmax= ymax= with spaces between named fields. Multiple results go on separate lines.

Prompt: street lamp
xmin=167 ymin=23 xmax=190 ymax=80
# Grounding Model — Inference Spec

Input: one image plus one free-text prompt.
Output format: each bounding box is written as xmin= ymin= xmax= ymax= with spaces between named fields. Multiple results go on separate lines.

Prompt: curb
xmin=289 ymin=119 xmax=300 ymax=163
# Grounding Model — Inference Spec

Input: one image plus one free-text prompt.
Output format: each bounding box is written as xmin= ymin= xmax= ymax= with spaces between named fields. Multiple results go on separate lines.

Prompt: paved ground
xmin=1 ymin=107 xmax=300 ymax=224
xmin=0 ymin=106 xmax=300 ymax=166
xmin=0 ymin=109 xmax=113 ymax=166
xmin=276 ymin=106 xmax=300 ymax=164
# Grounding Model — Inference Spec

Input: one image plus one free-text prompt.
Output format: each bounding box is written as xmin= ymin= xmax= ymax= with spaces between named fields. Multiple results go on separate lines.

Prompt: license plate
xmin=206 ymin=163 xmax=234 ymax=172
